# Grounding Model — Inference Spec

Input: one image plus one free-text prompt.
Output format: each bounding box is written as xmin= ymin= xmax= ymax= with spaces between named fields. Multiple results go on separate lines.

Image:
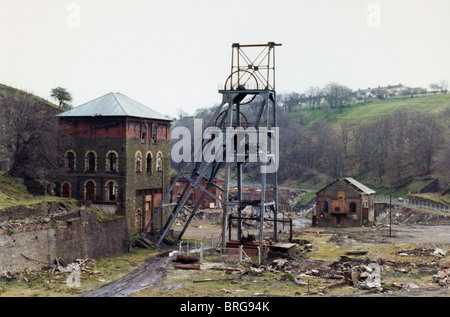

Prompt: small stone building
xmin=57 ymin=92 xmax=171 ymax=233
xmin=315 ymin=178 xmax=376 ymax=227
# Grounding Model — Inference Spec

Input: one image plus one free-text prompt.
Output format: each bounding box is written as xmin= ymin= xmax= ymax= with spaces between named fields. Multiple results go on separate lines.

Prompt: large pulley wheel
xmin=224 ymin=70 xmax=259 ymax=105
xmin=214 ymin=109 xmax=249 ymax=128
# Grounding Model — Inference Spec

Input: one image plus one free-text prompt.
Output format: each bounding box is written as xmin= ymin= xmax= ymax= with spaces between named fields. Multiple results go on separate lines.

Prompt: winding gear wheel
xmin=214 ymin=109 xmax=249 ymax=128
xmin=224 ymin=70 xmax=259 ymax=105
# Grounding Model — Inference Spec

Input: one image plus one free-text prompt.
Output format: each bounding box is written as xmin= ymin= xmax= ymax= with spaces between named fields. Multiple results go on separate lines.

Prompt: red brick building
xmin=171 ymin=177 xmax=224 ymax=209
xmin=57 ymin=92 xmax=172 ymax=232
xmin=315 ymin=178 xmax=376 ymax=227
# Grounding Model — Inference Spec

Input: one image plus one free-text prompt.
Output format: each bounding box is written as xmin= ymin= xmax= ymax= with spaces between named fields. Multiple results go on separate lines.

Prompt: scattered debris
xmin=433 ymin=248 xmax=446 ymax=257
xmin=346 ymin=251 xmax=368 ymax=256
xmin=396 ymin=247 xmax=446 ymax=257
xmin=433 ymin=265 xmax=450 ymax=288
xmin=48 ymin=258 xmax=99 ymax=275
xmin=173 ymin=264 xmax=201 ymax=270
xmin=294 ymin=277 xmax=308 ymax=286
xmin=174 ymin=255 xmax=200 ymax=264
xmin=269 ymin=243 xmax=297 ymax=257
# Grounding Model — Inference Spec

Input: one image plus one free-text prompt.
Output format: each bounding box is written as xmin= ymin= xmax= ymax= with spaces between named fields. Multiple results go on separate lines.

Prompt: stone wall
xmin=0 ymin=208 xmax=128 ymax=276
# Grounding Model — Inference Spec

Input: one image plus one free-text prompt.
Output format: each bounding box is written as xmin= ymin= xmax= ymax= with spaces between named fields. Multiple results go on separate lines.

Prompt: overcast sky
xmin=1 ymin=0 xmax=449 ymax=118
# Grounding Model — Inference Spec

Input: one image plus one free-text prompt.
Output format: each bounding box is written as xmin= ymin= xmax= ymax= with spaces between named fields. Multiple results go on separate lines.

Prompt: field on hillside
xmin=292 ymin=93 xmax=450 ymax=126
xmin=0 ymin=83 xmax=58 ymax=109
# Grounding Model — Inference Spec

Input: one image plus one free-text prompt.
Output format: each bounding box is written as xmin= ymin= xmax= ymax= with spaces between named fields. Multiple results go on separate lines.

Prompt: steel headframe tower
xmin=144 ymin=42 xmax=281 ymax=251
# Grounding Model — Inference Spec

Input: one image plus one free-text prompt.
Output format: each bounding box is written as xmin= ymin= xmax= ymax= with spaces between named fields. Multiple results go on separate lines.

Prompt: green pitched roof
xmin=57 ymin=92 xmax=171 ymax=121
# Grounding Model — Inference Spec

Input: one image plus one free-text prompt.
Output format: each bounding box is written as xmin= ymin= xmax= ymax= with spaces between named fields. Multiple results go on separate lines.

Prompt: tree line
xmin=276 ymin=80 xmax=448 ymax=115
xmin=176 ymin=98 xmax=450 ymax=190
xmin=276 ymin=107 xmax=450 ymax=189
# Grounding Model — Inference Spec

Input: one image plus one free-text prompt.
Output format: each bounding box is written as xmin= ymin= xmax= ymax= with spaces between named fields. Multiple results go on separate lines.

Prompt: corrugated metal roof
xmin=343 ymin=177 xmax=376 ymax=195
xmin=57 ymin=92 xmax=171 ymax=121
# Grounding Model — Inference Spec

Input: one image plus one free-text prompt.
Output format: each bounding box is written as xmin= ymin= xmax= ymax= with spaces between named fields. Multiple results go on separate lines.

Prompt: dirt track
xmin=81 ymin=252 xmax=176 ymax=297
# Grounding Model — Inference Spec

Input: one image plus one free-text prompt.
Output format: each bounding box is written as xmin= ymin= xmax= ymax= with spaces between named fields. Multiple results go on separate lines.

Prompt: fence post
xmin=238 ymin=245 xmax=242 ymax=264
xmin=200 ymin=242 xmax=204 ymax=261
xmin=258 ymin=246 xmax=261 ymax=266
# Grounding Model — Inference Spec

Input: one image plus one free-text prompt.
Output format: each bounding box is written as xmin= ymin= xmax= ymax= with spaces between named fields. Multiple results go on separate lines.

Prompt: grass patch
xmin=294 ymin=93 xmax=450 ymax=127
xmin=296 ymin=192 xmax=316 ymax=208
xmin=409 ymin=193 xmax=450 ymax=206
xmin=0 ymin=171 xmax=76 ymax=210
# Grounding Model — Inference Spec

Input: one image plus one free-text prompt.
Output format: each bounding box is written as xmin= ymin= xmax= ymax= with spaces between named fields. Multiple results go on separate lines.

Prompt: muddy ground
xmin=77 ymin=205 xmax=450 ymax=298
xmin=1 ymin=204 xmax=448 ymax=297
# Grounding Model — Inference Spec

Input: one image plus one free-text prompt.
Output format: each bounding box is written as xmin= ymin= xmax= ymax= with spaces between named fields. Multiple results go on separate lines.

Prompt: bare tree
xmin=408 ymin=112 xmax=442 ymax=174
xmin=306 ymin=86 xmax=321 ymax=110
xmin=322 ymin=83 xmax=353 ymax=113
xmin=0 ymin=92 xmax=61 ymax=184
xmin=429 ymin=83 xmax=440 ymax=94
xmin=280 ymin=92 xmax=302 ymax=112
xmin=435 ymin=137 xmax=450 ymax=187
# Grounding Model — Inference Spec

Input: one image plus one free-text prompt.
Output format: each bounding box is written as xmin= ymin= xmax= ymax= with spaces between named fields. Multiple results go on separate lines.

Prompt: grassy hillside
xmin=293 ymin=93 xmax=450 ymax=127
xmin=0 ymin=83 xmax=59 ymax=110
xmin=0 ymin=172 xmax=74 ymax=210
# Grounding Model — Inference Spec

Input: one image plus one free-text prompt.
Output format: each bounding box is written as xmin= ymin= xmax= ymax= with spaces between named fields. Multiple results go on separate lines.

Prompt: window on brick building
xmin=85 ymin=181 xmax=96 ymax=201
xmin=86 ymin=152 xmax=96 ymax=172
xmin=66 ymin=151 xmax=75 ymax=171
xmin=136 ymin=152 xmax=142 ymax=173
xmin=156 ymin=153 xmax=162 ymax=172
xmin=107 ymin=152 xmax=118 ymax=172
xmin=141 ymin=124 xmax=147 ymax=144
xmin=106 ymin=181 xmax=117 ymax=201
xmin=146 ymin=152 xmax=152 ymax=173
xmin=323 ymin=201 xmax=329 ymax=213
xmin=349 ymin=202 xmax=356 ymax=213
xmin=61 ymin=182 xmax=71 ymax=198
xmin=152 ymin=125 xmax=158 ymax=143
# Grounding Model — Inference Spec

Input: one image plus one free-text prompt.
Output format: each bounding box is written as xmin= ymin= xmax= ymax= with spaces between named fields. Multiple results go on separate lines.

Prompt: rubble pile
xmin=48 ymin=257 xmax=100 ymax=276
xmin=433 ymin=262 xmax=450 ymax=288
xmin=397 ymin=247 xmax=446 ymax=258
xmin=376 ymin=207 xmax=450 ymax=225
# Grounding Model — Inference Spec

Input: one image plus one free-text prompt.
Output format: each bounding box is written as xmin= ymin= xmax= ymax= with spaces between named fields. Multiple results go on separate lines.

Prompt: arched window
xmin=106 ymin=180 xmax=117 ymax=201
xmin=349 ymin=202 xmax=356 ymax=213
xmin=106 ymin=151 xmax=118 ymax=172
xmin=156 ymin=152 xmax=162 ymax=172
xmin=61 ymin=182 xmax=71 ymax=198
xmin=146 ymin=152 xmax=153 ymax=173
xmin=86 ymin=151 xmax=97 ymax=172
xmin=323 ymin=201 xmax=329 ymax=213
xmin=85 ymin=180 xmax=96 ymax=201
xmin=136 ymin=152 xmax=142 ymax=173
xmin=66 ymin=151 xmax=76 ymax=171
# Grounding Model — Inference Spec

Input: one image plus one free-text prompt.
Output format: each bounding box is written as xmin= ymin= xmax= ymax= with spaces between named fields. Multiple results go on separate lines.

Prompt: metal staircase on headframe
xmin=143 ymin=42 xmax=282 ymax=249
